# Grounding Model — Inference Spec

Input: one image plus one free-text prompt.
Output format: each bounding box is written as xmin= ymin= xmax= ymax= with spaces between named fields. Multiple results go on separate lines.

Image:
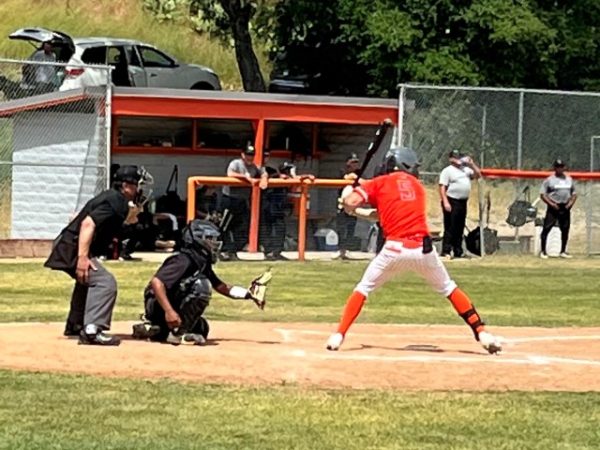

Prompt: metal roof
xmin=112 ymin=87 xmax=397 ymax=109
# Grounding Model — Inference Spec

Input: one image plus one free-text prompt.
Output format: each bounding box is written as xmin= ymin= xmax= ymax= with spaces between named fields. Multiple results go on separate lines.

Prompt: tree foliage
xmin=270 ymin=0 xmax=600 ymax=97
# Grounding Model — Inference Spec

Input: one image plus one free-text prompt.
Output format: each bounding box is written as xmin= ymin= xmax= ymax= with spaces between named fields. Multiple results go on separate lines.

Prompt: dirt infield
xmin=1 ymin=321 xmax=600 ymax=391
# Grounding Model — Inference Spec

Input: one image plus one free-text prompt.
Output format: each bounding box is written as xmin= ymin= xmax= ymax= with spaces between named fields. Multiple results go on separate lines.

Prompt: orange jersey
xmin=355 ymin=171 xmax=430 ymax=241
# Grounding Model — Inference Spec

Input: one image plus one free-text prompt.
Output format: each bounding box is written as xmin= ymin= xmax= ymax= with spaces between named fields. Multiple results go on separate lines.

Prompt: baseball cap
xmin=553 ymin=159 xmax=565 ymax=168
xmin=346 ymin=152 xmax=360 ymax=163
xmin=449 ymin=149 xmax=462 ymax=158
xmin=114 ymin=165 xmax=140 ymax=184
xmin=244 ymin=145 xmax=256 ymax=156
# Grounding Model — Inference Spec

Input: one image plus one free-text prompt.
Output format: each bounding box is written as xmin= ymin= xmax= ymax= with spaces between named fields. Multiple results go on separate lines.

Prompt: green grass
xmin=0 ymin=0 xmax=271 ymax=90
xmin=1 ymin=257 xmax=599 ymax=327
xmin=0 ymin=370 xmax=599 ymax=450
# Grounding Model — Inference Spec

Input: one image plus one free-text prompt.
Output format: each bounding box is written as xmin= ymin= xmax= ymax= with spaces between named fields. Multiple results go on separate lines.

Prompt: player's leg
xmin=441 ymin=202 xmax=453 ymax=257
xmin=327 ymin=246 xmax=400 ymax=350
xmin=79 ymin=259 xmax=120 ymax=346
xmin=558 ymin=209 xmax=571 ymax=256
xmin=453 ymin=200 xmax=467 ymax=257
xmin=540 ymin=207 xmax=558 ymax=257
xmin=415 ymin=250 xmax=502 ymax=354
xmin=64 ymin=281 xmax=87 ymax=336
xmin=166 ymin=276 xmax=211 ymax=346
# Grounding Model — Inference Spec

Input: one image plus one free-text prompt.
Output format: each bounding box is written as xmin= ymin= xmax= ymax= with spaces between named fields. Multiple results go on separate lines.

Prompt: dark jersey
xmin=151 ymin=252 xmax=223 ymax=301
xmin=44 ymin=189 xmax=129 ymax=272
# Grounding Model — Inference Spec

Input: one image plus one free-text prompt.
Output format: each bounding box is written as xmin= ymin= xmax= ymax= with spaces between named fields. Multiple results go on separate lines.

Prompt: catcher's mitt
xmin=248 ymin=268 xmax=272 ymax=310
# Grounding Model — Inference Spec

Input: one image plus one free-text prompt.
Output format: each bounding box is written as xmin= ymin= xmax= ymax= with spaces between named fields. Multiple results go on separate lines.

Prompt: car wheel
xmin=191 ymin=82 xmax=214 ymax=90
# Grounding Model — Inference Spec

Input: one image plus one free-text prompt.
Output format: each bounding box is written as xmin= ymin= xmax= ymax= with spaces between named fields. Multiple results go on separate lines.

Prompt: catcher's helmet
xmin=383 ymin=147 xmax=420 ymax=176
xmin=181 ymin=220 xmax=222 ymax=263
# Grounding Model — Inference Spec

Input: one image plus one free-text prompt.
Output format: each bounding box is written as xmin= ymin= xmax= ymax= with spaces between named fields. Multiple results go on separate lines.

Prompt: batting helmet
xmin=181 ymin=219 xmax=222 ymax=264
xmin=382 ymin=147 xmax=420 ymax=176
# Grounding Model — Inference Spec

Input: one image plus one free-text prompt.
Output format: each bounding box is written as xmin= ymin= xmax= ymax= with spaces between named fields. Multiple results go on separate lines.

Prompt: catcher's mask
xmin=383 ymin=147 xmax=420 ymax=177
xmin=181 ymin=219 xmax=223 ymax=264
xmin=114 ymin=165 xmax=154 ymax=207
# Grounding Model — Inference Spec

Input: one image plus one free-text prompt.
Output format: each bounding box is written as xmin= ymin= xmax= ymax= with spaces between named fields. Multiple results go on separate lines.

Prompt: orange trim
xmin=113 ymin=146 xmax=246 ymax=155
xmin=482 ymin=168 xmax=600 ymax=180
xmin=112 ymin=96 xmax=398 ymax=124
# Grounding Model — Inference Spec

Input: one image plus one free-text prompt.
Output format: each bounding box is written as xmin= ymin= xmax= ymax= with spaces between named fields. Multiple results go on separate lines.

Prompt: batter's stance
xmin=326 ymin=147 xmax=502 ymax=354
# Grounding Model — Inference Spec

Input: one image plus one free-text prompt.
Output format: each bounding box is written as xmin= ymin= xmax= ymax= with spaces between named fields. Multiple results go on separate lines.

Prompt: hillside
xmin=0 ymin=0 xmax=270 ymax=90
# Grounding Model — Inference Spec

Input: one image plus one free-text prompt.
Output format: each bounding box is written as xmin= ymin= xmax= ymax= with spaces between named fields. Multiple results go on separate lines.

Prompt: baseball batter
xmin=326 ymin=147 xmax=502 ymax=354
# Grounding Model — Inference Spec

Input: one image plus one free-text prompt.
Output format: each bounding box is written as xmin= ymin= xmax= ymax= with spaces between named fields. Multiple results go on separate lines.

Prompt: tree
xmin=189 ymin=0 xmax=267 ymax=91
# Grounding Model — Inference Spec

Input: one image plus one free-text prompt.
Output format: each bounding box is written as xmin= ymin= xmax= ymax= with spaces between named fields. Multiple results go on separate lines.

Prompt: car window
xmin=126 ymin=46 xmax=142 ymax=67
xmin=138 ymin=46 xmax=174 ymax=68
xmin=107 ymin=46 xmax=125 ymax=66
xmin=81 ymin=46 xmax=106 ymax=65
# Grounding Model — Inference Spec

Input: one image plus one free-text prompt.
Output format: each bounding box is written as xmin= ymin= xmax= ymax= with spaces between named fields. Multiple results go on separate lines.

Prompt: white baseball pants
xmin=355 ymin=240 xmax=457 ymax=297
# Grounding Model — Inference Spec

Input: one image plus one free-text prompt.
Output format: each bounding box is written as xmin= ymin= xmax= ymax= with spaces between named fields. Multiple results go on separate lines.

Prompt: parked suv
xmin=9 ymin=27 xmax=221 ymax=91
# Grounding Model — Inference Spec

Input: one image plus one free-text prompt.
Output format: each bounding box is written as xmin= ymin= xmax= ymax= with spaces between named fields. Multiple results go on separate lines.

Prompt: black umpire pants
xmin=442 ymin=197 xmax=467 ymax=257
xmin=540 ymin=205 xmax=571 ymax=254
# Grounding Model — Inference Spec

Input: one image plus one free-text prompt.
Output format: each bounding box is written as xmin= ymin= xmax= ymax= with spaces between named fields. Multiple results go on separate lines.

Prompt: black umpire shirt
xmin=44 ymin=189 xmax=129 ymax=273
xmin=152 ymin=252 xmax=224 ymax=301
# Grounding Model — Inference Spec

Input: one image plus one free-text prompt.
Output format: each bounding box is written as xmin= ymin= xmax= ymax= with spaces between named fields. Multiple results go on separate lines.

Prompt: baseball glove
xmin=248 ymin=268 xmax=272 ymax=310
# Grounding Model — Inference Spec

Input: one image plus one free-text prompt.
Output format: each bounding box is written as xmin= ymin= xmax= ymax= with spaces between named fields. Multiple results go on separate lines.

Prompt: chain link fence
xmin=0 ymin=58 xmax=112 ymax=240
xmin=399 ymin=84 xmax=600 ymax=255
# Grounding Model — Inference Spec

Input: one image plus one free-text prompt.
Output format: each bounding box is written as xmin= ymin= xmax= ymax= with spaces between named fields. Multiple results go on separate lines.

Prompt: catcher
xmin=132 ymin=219 xmax=271 ymax=345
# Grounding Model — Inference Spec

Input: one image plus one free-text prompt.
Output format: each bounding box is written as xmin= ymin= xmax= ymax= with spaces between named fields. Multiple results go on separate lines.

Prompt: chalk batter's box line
xmin=288 ymin=349 xmax=600 ymax=367
xmin=274 ymin=328 xmax=600 ymax=344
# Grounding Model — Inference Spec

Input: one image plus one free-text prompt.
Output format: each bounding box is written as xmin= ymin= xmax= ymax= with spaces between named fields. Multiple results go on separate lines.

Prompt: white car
xmin=10 ymin=27 xmax=221 ymax=91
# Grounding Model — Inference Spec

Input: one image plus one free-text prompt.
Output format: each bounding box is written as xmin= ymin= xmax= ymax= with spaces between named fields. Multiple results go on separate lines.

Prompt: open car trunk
xmin=9 ymin=27 xmax=75 ymax=62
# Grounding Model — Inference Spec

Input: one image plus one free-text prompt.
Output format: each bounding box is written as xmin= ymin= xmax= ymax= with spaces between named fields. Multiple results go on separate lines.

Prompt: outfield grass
xmin=0 ymin=370 xmax=598 ymax=450
xmin=1 ymin=257 xmax=599 ymax=327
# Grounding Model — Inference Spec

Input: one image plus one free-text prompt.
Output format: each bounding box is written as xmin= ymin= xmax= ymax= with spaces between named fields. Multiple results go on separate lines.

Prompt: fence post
xmin=248 ymin=185 xmax=261 ymax=252
xmin=105 ymin=68 xmax=113 ymax=189
xmin=398 ymin=84 xmax=406 ymax=147
xmin=297 ymin=183 xmax=309 ymax=261
xmin=187 ymin=178 xmax=196 ymax=223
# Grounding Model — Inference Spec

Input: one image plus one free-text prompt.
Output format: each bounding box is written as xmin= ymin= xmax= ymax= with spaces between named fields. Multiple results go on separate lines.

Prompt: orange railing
xmin=187 ymin=176 xmax=352 ymax=261
xmin=481 ymin=168 xmax=600 ymax=180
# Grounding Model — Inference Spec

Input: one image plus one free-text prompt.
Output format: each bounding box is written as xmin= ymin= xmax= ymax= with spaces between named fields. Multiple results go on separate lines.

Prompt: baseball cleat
xmin=539 ymin=252 xmax=549 ymax=259
xmin=559 ymin=252 xmax=572 ymax=259
xmin=478 ymin=331 xmax=502 ymax=355
xmin=78 ymin=326 xmax=121 ymax=346
xmin=326 ymin=332 xmax=344 ymax=351
xmin=166 ymin=332 xmax=206 ymax=346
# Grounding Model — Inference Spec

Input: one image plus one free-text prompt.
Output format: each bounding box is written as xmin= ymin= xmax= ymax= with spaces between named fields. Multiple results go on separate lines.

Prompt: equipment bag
xmin=506 ymin=186 xmax=538 ymax=227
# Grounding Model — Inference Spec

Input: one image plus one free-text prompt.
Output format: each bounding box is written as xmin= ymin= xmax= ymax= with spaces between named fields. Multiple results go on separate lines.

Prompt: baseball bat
xmin=352 ymin=118 xmax=394 ymax=187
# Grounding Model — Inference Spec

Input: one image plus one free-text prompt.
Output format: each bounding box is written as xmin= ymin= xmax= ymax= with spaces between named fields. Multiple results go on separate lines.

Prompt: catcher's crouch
xmin=132 ymin=219 xmax=270 ymax=345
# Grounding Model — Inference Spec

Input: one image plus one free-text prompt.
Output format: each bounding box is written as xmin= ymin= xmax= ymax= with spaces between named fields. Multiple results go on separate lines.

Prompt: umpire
xmin=44 ymin=166 xmax=145 ymax=346
xmin=539 ymin=159 xmax=577 ymax=259
xmin=438 ymin=150 xmax=481 ymax=259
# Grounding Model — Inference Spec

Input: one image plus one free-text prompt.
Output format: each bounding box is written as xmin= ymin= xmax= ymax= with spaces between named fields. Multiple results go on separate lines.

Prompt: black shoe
xmin=78 ymin=328 xmax=121 ymax=346
xmin=132 ymin=322 xmax=162 ymax=340
xmin=64 ymin=322 xmax=83 ymax=337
